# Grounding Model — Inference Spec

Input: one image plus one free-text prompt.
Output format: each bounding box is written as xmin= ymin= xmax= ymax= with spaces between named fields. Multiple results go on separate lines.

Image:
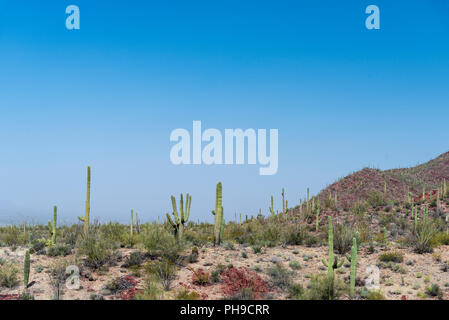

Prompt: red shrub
xmin=220 ymin=267 xmax=270 ymax=299
xmin=191 ymin=268 xmax=210 ymax=286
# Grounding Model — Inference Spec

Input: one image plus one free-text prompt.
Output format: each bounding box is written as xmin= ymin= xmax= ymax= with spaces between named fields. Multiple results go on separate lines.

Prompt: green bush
xmin=78 ymin=233 xmax=113 ymax=269
xmin=379 ymin=251 xmax=404 ymax=263
xmin=333 ymin=224 xmax=353 ymax=254
xmin=146 ymin=258 xmax=177 ymax=291
xmin=302 ymin=274 xmax=347 ymax=300
xmin=0 ymin=261 xmax=19 ymax=288
xmin=426 ymin=284 xmax=443 ymax=299
xmin=47 ymin=244 xmax=72 ymax=257
xmin=266 ymin=264 xmax=293 ymax=289
xmin=413 ymin=219 xmax=439 ymax=254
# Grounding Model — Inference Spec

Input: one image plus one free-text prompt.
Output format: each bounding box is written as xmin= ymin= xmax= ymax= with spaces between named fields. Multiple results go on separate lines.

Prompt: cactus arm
xmin=179 ymin=193 xmax=184 ymax=223
xmin=171 ymin=195 xmax=179 ymax=224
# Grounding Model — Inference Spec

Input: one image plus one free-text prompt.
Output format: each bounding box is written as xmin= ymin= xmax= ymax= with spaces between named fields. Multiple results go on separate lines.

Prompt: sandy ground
xmin=1 ymin=244 xmax=448 ymax=300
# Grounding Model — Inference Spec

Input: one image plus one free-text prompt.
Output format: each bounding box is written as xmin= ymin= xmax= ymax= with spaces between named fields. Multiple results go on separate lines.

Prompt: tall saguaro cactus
xmin=321 ymin=216 xmax=344 ymax=300
xmin=167 ymin=193 xmax=191 ymax=241
xmin=282 ymin=188 xmax=285 ymax=214
xmin=346 ymin=237 xmax=358 ymax=297
xmin=213 ymin=182 xmax=223 ymax=245
xmin=130 ymin=209 xmax=134 ymax=236
xmin=270 ymin=196 xmax=275 ymax=217
xmin=24 ymin=250 xmax=30 ymax=287
xmin=78 ymin=166 xmax=91 ymax=237
xmin=48 ymin=205 xmax=57 ymax=245
xmin=315 ymin=195 xmax=321 ymax=232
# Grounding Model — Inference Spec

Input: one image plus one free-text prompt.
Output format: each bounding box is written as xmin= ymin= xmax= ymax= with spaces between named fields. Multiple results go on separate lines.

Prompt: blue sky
xmin=0 ymin=1 xmax=448 ymax=225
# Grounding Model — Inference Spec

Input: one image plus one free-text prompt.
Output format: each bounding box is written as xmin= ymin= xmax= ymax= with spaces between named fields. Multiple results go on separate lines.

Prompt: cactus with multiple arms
xmin=78 ymin=166 xmax=91 ymax=237
xmin=212 ymin=182 xmax=223 ymax=245
xmin=167 ymin=193 xmax=191 ymax=241
xmin=321 ymin=216 xmax=344 ymax=300
xmin=48 ymin=205 xmax=57 ymax=245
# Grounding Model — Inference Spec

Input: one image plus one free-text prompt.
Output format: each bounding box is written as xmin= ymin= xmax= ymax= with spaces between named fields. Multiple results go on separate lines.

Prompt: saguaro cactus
xmin=167 ymin=193 xmax=191 ymax=240
xmin=346 ymin=237 xmax=358 ymax=297
xmin=213 ymin=182 xmax=223 ymax=245
xmin=444 ymin=179 xmax=448 ymax=197
xmin=270 ymin=196 xmax=275 ymax=217
xmin=130 ymin=209 xmax=134 ymax=236
xmin=321 ymin=216 xmax=344 ymax=300
xmin=315 ymin=195 xmax=321 ymax=232
xmin=282 ymin=188 xmax=285 ymax=214
xmin=78 ymin=166 xmax=91 ymax=237
xmin=24 ymin=250 xmax=30 ymax=287
xmin=48 ymin=205 xmax=57 ymax=245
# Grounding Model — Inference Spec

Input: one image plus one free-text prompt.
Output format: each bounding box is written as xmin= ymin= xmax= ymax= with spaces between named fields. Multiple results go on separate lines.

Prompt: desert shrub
xmin=78 ymin=233 xmax=114 ymax=269
xmin=191 ymin=268 xmax=210 ymax=285
xmin=105 ymin=275 xmax=137 ymax=295
xmin=221 ymin=267 xmax=270 ymax=299
xmin=333 ymin=224 xmax=353 ymax=254
xmin=282 ymin=225 xmax=307 ymax=245
xmin=175 ymin=288 xmax=201 ymax=300
xmin=143 ymin=226 xmax=184 ymax=262
xmin=121 ymin=252 xmax=145 ymax=268
xmin=304 ymin=235 xmax=319 ymax=247
xmin=30 ymin=239 xmax=46 ymax=253
xmin=47 ymin=244 xmax=72 ymax=257
xmin=412 ymin=219 xmax=439 ymax=254
xmin=379 ymin=251 xmax=404 ymax=263
xmin=211 ymin=270 xmax=221 ymax=283
xmin=225 ymin=287 xmax=256 ymax=300
xmin=302 ymin=274 xmax=347 ymax=300
xmin=48 ymin=257 xmax=81 ymax=300
xmin=187 ymin=247 xmax=199 ymax=263
xmin=367 ymin=191 xmax=386 ymax=208
xmin=266 ymin=264 xmax=293 ymax=289
xmin=101 ymin=222 xmax=127 ymax=245
xmin=288 ymin=283 xmax=305 ymax=299
xmin=135 ymin=275 xmax=164 ymax=300
xmin=426 ymin=284 xmax=443 ymax=298
xmin=261 ymin=223 xmax=281 ymax=246
xmin=361 ymin=289 xmax=386 ymax=300
xmin=289 ymin=261 xmax=302 ymax=270
xmin=146 ymin=259 xmax=177 ymax=291
xmin=0 ymin=261 xmax=19 ymax=288
xmin=432 ymin=232 xmax=449 ymax=246
xmin=252 ymin=244 xmax=262 ymax=254
xmin=351 ymin=203 xmax=367 ymax=216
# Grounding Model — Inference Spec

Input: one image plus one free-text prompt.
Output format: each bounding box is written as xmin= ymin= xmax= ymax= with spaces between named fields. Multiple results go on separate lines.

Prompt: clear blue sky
xmin=0 ymin=1 xmax=448 ymax=224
